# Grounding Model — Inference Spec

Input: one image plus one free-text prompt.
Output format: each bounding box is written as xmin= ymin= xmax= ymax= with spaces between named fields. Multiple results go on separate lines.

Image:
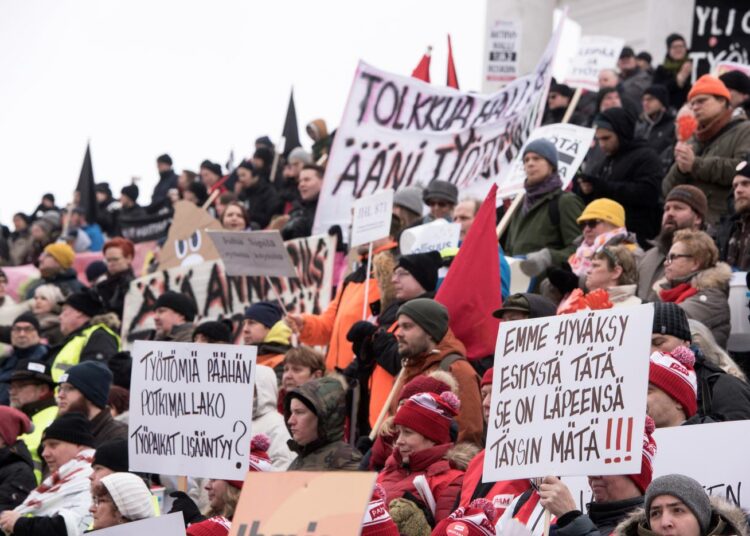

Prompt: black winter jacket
xmin=0 ymin=441 xmax=36 ymax=511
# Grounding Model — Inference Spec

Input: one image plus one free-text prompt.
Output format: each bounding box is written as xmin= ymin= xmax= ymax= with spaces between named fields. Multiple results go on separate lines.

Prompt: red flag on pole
xmin=411 ymin=46 xmax=432 ymax=83
xmin=447 ymin=34 xmax=459 ymax=89
xmin=435 ymin=184 xmax=501 ymax=360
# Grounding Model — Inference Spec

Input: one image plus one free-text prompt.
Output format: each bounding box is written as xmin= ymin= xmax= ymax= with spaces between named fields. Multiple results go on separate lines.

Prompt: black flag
xmin=76 ymin=143 xmax=98 ymax=223
xmin=282 ymin=88 xmax=301 ymax=158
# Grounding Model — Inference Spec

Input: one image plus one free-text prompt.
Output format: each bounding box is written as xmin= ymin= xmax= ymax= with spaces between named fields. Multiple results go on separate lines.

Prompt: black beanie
xmin=652 ymin=302 xmax=692 ymax=342
xmin=64 ymin=289 xmax=106 ymax=318
xmin=157 ymin=154 xmax=173 ymax=166
xmin=644 ymin=84 xmax=670 ymax=109
xmin=13 ymin=312 xmax=40 ymax=333
xmin=396 ymin=251 xmax=443 ymax=292
xmin=42 ymin=412 xmax=95 ymax=448
xmin=666 ymin=33 xmax=686 ymax=48
xmin=186 ymin=181 xmax=208 ymax=205
xmin=719 ymin=70 xmax=750 ymax=95
xmin=121 ymin=184 xmax=140 ymax=203
xmin=93 ymin=439 xmax=129 ymax=472
xmin=107 ymin=352 xmax=133 ymax=390
xmin=253 ymin=147 xmax=274 ymax=169
xmin=154 ymin=291 xmax=197 ymax=321
xmin=397 ymin=298 xmax=449 ymax=343
xmin=193 ymin=320 xmax=232 ymax=343
xmin=244 ymin=301 xmax=283 ymax=328
xmin=200 ymin=160 xmax=222 ymax=177
xmin=61 ymin=361 xmax=113 ymax=408
xmin=238 ymin=160 xmax=255 ymax=174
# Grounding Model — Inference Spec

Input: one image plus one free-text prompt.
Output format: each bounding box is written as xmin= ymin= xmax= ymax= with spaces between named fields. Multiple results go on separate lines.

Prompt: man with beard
xmin=717 ymin=160 xmax=750 ymax=270
xmin=636 ymin=185 xmax=707 ymax=302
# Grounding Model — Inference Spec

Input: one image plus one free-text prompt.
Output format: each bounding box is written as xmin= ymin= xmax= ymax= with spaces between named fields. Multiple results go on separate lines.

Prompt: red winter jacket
xmin=376 ymin=443 xmax=464 ymax=522
xmin=459 ymin=449 xmax=531 ymax=519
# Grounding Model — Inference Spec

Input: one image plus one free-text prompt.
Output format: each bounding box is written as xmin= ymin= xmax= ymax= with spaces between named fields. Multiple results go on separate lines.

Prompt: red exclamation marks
xmin=625 ymin=417 xmax=633 ymax=461
xmin=604 ymin=416 xmax=634 ymax=464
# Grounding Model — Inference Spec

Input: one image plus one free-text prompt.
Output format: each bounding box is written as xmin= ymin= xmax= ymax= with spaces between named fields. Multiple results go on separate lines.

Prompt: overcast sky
xmin=0 ymin=0 xmax=487 ymax=226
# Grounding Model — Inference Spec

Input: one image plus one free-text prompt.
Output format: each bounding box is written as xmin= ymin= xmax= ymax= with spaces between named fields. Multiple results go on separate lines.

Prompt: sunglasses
xmin=580 ymin=219 xmax=603 ymax=230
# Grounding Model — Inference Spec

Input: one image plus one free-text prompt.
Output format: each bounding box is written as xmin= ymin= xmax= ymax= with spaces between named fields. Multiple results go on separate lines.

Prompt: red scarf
xmin=659 ymin=282 xmax=698 ymax=304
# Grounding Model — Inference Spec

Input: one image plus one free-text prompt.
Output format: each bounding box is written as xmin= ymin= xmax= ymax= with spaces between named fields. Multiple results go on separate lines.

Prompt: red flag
xmin=436 ymin=184 xmax=501 ymax=360
xmin=447 ymin=34 xmax=459 ymax=89
xmin=411 ymin=46 xmax=432 ymax=82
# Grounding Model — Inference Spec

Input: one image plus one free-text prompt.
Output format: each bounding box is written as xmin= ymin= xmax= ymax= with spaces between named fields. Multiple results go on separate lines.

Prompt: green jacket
xmin=285 ymin=376 xmax=362 ymax=471
xmin=662 ymin=118 xmax=750 ymax=225
xmin=503 ymin=190 xmax=584 ymax=267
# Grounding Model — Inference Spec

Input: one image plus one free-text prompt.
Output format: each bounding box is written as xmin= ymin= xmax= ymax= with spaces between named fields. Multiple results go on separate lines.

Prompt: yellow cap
xmin=576 ymin=198 xmax=625 ymax=228
xmin=44 ymin=243 xmax=75 ymax=270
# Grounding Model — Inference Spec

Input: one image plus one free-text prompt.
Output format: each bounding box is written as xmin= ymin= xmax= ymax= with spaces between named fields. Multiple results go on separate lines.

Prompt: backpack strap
xmin=439 ymin=353 xmax=467 ymax=372
xmin=547 ymin=190 xmax=562 ymax=228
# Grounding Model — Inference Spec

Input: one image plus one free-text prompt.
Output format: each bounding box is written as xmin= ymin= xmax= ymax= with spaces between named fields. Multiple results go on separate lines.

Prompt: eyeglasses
xmin=580 ymin=219 xmax=603 ymax=230
xmin=665 ymin=253 xmax=693 ymax=265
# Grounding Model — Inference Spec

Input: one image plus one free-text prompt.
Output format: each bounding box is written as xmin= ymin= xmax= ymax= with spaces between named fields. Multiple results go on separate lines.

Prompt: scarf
xmin=659 ymin=282 xmax=698 ymax=303
xmin=695 ymin=108 xmax=733 ymax=143
xmin=522 ymin=173 xmax=563 ymax=215
xmin=661 ymin=57 xmax=686 ymax=76
xmin=568 ymin=227 xmax=629 ymax=276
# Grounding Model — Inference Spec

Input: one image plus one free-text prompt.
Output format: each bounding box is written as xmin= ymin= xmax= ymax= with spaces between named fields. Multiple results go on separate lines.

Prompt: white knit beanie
xmin=101 ymin=473 xmax=155 ymax=521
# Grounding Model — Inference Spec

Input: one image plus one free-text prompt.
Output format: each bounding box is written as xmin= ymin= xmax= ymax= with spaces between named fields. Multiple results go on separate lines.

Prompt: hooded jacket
xmin=281 ymin=197 xmax=318 ymax=240
xmin=655 ymin=262 xmax=732 ymax=347
xmin=252 ymin=365 xmax=295 ymax=469
xmin=285 ymin=376 xmax=362 ymax=471
xmin=257 ymin=320 xmax=292 ymax=382
xmin=614 ymin=495 xmax=749 ymax=536
xmin=238 ymin=178 xmax=284 ymax=229
xmin=585 ymin=108 xmax=663 ymax=247
xmin=0 ymin=440 xmax=36 ymax=511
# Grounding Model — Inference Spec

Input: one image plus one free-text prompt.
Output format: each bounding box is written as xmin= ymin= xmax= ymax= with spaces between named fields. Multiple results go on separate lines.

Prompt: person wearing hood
xmin=235 ymin=161 xmax=283 ymax=229
xmin=95 ymin=238 xmax=136 ymax=319
xmin=306 ymin=119 xmax=331 ymax=163
xmin=578 ymin=107 xmax=662 ymax=248
xmin=242 ymin=302 xmax=291 ymax=381
xmin=284 ymin=375 xmax=362 ymax=470
xmin=652 ymin=34 xmax=693 ymax=110
xmin=0 ymin=314 xmax=49 ymax=406
xmin=252 ymin=365 xmax=294 ymax=470
xmin=615 ymin=474 xmax=749 ymax=536
xmin=503 ymin=139 xmax=584 ymax=280
xmin=635 ymin=85 xmax=676 ymax=155
xmin=24 ymin=243 xmax=84 ymax=300
xmin=151 ymin=154 xmax=179 ymax=208
xmin=662 ymin=75 xmax=750 ymax=225
xmin=0 ymin=407 xmax=36 ymax=511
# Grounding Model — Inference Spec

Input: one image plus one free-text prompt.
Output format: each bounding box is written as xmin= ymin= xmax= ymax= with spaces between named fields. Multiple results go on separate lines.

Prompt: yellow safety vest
xmin=20 ymin=404 xmax=58 ymax=483
xmin=51 ymin=324 xmax=121 ymax=382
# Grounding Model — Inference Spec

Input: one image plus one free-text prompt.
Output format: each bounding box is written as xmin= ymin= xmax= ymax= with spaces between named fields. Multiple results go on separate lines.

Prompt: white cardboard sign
xmin=500 ymin=123 xmax=595 ymax=198
xmin=207 ymin=229 xmax=297 ymax=278
xmin=129 ymin=340 xmax=257 ymax=480
xmin=482 ymin=19 xmax=521 ymax=92
xmin=564 ymin=35 xmax=625 ymax=92
xmin=400 ymin=220 xmax=461 ymax=255
xmin=483 ymin=304 xmax=653 ymax=481
xmin=88 ymin=513 xmax=185 ymax=535
xmin=351 ymin=189 xmax=394 ymax=247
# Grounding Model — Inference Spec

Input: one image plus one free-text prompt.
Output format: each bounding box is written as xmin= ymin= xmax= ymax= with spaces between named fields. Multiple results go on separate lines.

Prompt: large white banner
xmin=129 ymin=341 xmax=256 ymax=480
xmin=312 ymin=25 xmax=562 ymax=235
xmin=483 ymin=305 xmax=653 ymax=481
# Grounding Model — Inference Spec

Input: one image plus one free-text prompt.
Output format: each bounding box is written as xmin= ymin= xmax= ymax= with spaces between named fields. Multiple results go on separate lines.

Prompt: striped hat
xmin=649 ymin=347 xmax=698 ymax=418
xmin=394 ymin=391 xmax=460 ymax=445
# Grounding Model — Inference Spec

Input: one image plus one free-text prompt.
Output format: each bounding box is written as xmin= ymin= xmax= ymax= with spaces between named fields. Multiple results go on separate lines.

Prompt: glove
xmin=346 ymin=320 xmax=378 ymax=357
xmin=520 ymin=248 xmax=552 ymax=277
xmin=389 ymin=497 xmax=433 ymax=536
xmin=168 ymin=491 xmax=205 ymax=527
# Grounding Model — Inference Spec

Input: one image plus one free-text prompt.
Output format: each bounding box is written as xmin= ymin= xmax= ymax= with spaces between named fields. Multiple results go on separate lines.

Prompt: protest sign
xmin=230 ymin=472 xmax=377 ymax=536
xmin=691 ymin=1 xmax=750 ymax=80
xmin=351 ymin=189 xmax=394 ymax=247
xmin=400 ymin=220 xmax=461 ymax=255
xmin=563 ymin=35 xmax=625 ymax=91
xmin=159 ymin=200 xmax=223 ymax=270
xmin=129 ymin=340 xmax=256 ymax=480
xmin=482 ymin=19 xmax=522 ymax=92
xmin=88 ymin=513 xmax=185 ymax=535
xmin=499 ymin=123 xmax=595 ymax=197
xmin=312 ymin=22 xmax=562 ymax=235
xmin=121 ymin=234 xmax=335 ymax=344
xmin=483 ymin=304 xmax=653 ymax=482
xmin=207 ymin=230 xmax=297 ymax=278
xmin=564 ymin=420 xmax=750 ymax=510
xmin=119 ymin=208 xmax=173 ymax=244
xmin=715 ymin=60 xmax=750 ymax=77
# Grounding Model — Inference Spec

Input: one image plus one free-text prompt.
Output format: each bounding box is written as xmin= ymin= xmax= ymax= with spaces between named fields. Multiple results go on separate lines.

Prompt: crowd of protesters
xmin=0 ymin=32 xmax=747 ymax=536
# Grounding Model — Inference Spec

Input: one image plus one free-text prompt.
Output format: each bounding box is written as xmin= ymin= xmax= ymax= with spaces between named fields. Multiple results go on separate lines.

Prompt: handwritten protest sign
xmin=483 ymin=305 xmax=653 ymax=481
xmin=121 ymin=234 xmax=335 ymax=344
xmin=351 ymin=189 xmax=394 ymax=247
xmin=208 ymin=230 xmax=297 ymax=278
xmin=482 ymin=19 xmax=521 ymax=92
xmin=312 ymin=22 xmax=562 ymax=235
xmin=400 ymin=220 xmax=461 ymax=255
xmin=230 ymin=472 xmax=377 ymax=536
xmin=691 ymin=1 xmax=750 ymax=80
xmin=563 ymin=36 xmax=625 ymax=92
xmin=129 ymin=340 xmax=256 ymax=480
xmin=89 ymin=513 xmax=185 ymax=535
xmin=500 ymin=123 xmax=595 ymax=197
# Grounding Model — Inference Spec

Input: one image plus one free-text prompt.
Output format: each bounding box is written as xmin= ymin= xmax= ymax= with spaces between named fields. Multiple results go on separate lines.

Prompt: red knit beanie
xmin=481 ymin=368 xmax=494 ymax=387
xmin=398 ymin=375 xmax=452 ymax=404
xmin=393 ymin=391 xmax=460 ymax=445
xmin=627 ymin=416 xmax=657 ymax=494
xmin=0 ymin=406 xmax=32 ymax=447
xmin=361 ymin=484 xmax=400 ymax=536
xmin=186 ymin=516 xmax=231 ymax=536
xmin=227 ymin=433 xmax=273 ymax=489
xmin=432 ymin=498 xmax=497 ymax=536
xmin=648 ymin=347 xmax=698 ymax=418
xmin=688 ymin=74 xmax=731 ymax=102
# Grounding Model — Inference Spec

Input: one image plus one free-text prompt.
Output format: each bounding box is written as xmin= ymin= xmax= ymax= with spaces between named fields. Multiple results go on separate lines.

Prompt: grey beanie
xmin=422 ymin=180 xmax=458 ymax=205
xmin=288 ymin=147 xmax=313 ymax=165
xmin=523 ymin=139 xmax=559 ymax=170
xmin=394 ymin=186 xmax=424 ymax=215
xmin=645 ymin=474 xmax=712 ymax=534
xmin=397 ymin=298 xmax=449 ymax=343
